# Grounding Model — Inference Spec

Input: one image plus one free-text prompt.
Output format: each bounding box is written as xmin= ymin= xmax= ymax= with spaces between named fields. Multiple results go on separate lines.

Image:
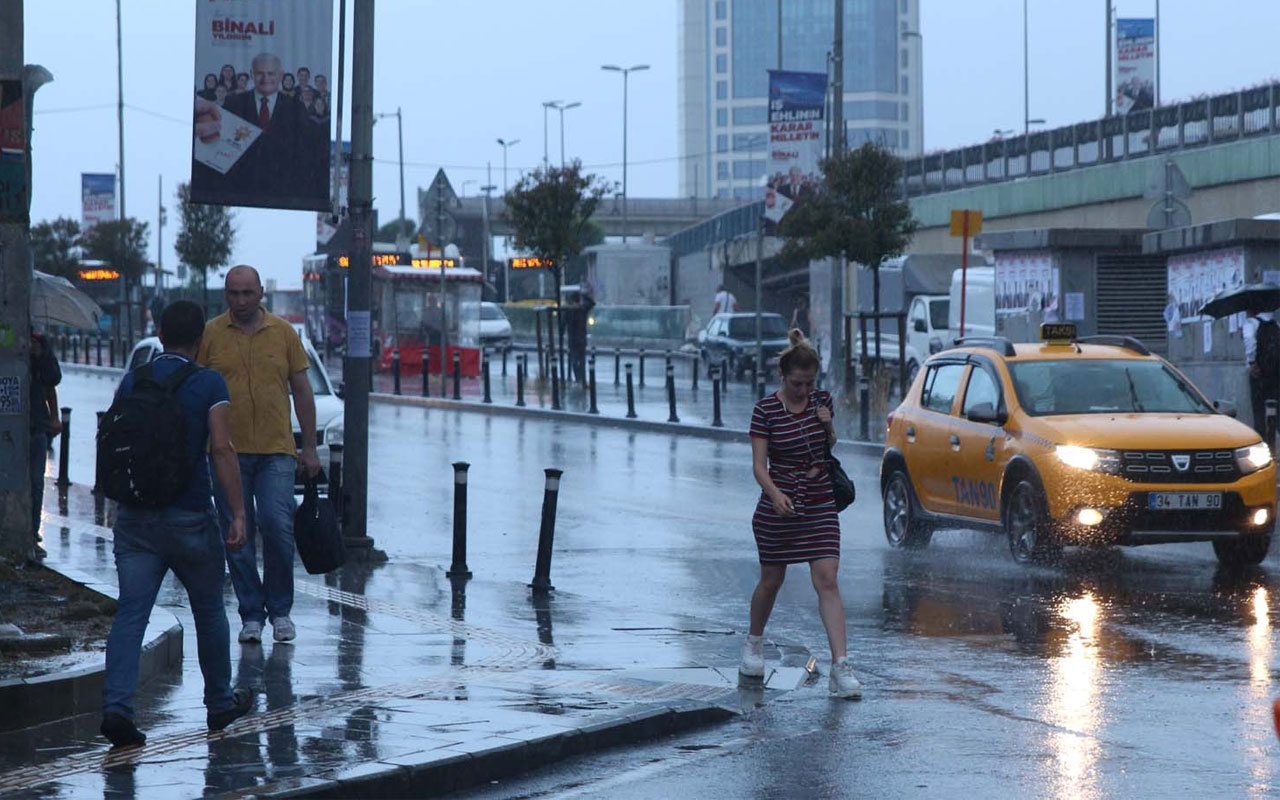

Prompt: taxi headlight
xmin=1235 ymin=442 xmax=1272 ymax=475
xmin=1056 ymin=445 xmax=1121 ymax=474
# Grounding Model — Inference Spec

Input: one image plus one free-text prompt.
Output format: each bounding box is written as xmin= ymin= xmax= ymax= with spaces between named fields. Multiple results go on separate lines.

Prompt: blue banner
xmin=1115 ymin=18 xmax=1156 ymax=113
xmin=80 ymin=173 xmax=116 ymax=231
xmin=765 ymin=70 xmax=827 ymax=227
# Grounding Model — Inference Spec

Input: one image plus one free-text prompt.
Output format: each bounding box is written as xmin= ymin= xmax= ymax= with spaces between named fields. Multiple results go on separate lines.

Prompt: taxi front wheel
xmin=883 ymin=471 xmax=932 ymax=549
xmin=1212 ymin=535 xmax=1271 ymax=567
xmin=1004 ymin=479 xmax=1061 ymax=565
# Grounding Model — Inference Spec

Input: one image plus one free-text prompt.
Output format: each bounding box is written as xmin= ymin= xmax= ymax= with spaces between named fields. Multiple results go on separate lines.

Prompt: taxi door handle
xmin=906 ymin=425 xmax=915 ymax=437
xmin=950 ymin=434 xmax=961 ymax=448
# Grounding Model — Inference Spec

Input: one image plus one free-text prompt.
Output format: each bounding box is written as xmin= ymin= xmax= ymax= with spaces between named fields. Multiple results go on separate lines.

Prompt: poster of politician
xmin=764 ymin=70 xmax=826 ymax=230
xmin=1114 ymin=18 xmax=1156 ymax=114
xmin=190 ymin=0 xmax=333 ymax=211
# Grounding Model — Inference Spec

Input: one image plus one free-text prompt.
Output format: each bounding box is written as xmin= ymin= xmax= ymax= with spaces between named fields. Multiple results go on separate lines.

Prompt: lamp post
xmin=496 ymin=137 xmax=520 ymax=195
xmin=373 ymin=107 xmax=405 ymax=245
xmin=541 ymin=100 xmax=560 ymax=169
xmin=1023 ymin=0 xmax=1031 ymax=141
xmin=601 ymin=63 xmax=649 ymax=244
xmin=547 ymin=101 xmax=581 ymax=167
xmin=901 ymin=30 xmax=923 ymax=154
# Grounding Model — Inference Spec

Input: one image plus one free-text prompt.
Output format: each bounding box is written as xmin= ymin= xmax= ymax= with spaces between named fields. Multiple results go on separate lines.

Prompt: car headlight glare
xmin=324 ymin=417 xmax=344 ymax=446
xmin=1235 ymin=442 xmax=1272 ymax=474
xmin=1056 ymin=445 xmax=1121 ymax=474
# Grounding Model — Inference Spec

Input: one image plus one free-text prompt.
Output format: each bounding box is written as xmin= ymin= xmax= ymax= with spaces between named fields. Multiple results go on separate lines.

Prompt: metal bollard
xmin=516 ymin=355 xmax=526 ymax=407
xmin=625 ymin=363 xmax=637 ymax=419
xmin=666 ymin=363 xmax=679 ymax=423
xmin=96 ymin=335 xmax=103 ymax=367
xmin=328 ymin=443 xmax=345 ymax=527
xmin=690 ymin=354 xmax=699 ymax=391
xmin=482 ymin=353 xmax=492 ymax=403
xmin=422 ymin=349 xmax=430 ymax=397
xmin=551 ymin=362 xmax=562 ymax=410
xmin=58 ymin=334 xmax=67 ymax=362
xmin=859 ymin=375 xmax=871 ymax=441
xmin=712 ymin=367 xmax=724 ymax=427
xmin=452 ymin=351 xmax=462 ymax=400
xmin=614 ymin=350 xmax=621 ymax=386
xmin=529 ymin=468 xmax=564 ymax=593
xmin=447 ymin=462 xmax=473 ymax=578
xmin=638 ymin=347 xmax=646 ymax=387
xmin=588 ymin=354 xmax=599 ymax=414
xmin=94 ymin=410 xmax=105 ymax=493
xmin=501 ymin=346 xmax=509 ymax=377
xmin=108 ymin=336 xmax=116 ymax=368
xmin=56 ymin=407 xmax=71 ymax=489
xmin=392 ymin=349 xmax=402 ymax=395
xmin=71 ymin=336 xmax=79 ymax=365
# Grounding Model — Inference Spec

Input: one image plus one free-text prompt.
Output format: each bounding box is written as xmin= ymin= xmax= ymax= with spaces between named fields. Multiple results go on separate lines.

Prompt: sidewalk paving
xmin=0 ymin=481 xmax=815 ymax=799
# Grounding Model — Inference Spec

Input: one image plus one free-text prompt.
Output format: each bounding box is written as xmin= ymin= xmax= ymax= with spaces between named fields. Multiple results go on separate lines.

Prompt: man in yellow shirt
xmin=199 ymin=265 xmax=321 ymax=645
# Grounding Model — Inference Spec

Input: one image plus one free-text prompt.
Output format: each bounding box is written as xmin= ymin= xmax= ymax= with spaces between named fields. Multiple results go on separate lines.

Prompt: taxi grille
xmin=1119 ymin=449 xmax=1239 ymax=484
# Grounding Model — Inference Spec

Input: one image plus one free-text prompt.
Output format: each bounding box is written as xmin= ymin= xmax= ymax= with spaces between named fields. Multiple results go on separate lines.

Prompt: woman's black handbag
xmin=827 ymin=444 xmax=856 ymax=512
xmin=294 ymin=476 xmax=346 ymax=574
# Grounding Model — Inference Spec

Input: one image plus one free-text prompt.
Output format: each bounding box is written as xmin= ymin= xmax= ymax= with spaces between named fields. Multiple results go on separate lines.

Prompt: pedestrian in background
xmin=28 ymin=330 xmax=61 ymax=562
xmin=741 ymin=329 xmax=862 ymax=699
xmin=101 ymin=301 xmax=252 ymax=748
xmin=713 ymin=284 xmax=738 ymax=315
xmin=1244 ymin=303 xmax=1280 ymax=440
xmin=199 ymin=265 xmax=321 ymax=645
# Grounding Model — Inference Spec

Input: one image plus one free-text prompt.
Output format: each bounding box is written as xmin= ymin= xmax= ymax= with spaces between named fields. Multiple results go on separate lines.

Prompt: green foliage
xmin=29 ymin=216 xmax=82 ymax=279
xmin=174 ymin=182 xmax=235 ymax=296
xmin=375 ymin=217 xmax=416 ymax=244
xmin=778 ymin=142 xmax=918 ymax=270
xmin=503 ymin=161 xmax=614 ymax=289
xmin=79 ymin=218 xmax=151 ymax=284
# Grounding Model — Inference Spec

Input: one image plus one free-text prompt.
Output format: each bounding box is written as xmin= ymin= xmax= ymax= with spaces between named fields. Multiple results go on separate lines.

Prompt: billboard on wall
xmin=1167 ymin=246 xmax=1245 ymax=323
xmin=81 ymin=173 xmax=116 ymax=232
xmin=190 ymin=0 xmax=334 ymax=211
xmin=995 ymin=251 xmax=1060 ymax=320
xmin=1115 ymin=18 xmax=1156 ymax=114
xmin=764 ymin=70 xmax=826 ymax=229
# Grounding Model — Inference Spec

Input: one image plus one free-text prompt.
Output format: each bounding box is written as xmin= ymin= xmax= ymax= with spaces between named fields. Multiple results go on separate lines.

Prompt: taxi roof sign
xmin=1040 ymin=322 xmax=1077 ymax=343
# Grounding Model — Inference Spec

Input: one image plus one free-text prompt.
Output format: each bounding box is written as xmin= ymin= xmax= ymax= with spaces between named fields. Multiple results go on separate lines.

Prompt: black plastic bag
xmin=294 ymin=477 xmax=345 ymax=574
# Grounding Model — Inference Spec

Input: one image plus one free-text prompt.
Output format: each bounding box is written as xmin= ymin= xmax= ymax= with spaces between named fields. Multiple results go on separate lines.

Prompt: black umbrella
xmin=1199 ymin=282 xmax=1280 ymax=319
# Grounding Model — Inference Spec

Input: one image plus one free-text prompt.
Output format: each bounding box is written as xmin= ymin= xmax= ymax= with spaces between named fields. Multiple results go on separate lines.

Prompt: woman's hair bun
xmin=788 ymin=328 xmax=807 ymax=347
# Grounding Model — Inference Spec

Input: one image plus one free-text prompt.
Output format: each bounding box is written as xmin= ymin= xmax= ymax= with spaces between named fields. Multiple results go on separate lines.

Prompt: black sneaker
xmin=207 ymin=688 xmax=253 ymax=731
xmin=101 ymin=712 xmax=146 ymax=748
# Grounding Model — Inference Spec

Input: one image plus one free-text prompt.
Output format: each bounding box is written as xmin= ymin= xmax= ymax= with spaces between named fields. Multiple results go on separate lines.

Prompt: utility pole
xmin=342 ymin=0 xmax=377 ymax=557
xmin=116 ymin=0 xmax=128 ymax=339
xmin=1105 ymin=0 xmax=1113 ymax=117
xmin=0 ymin=3 xmax=32 ymax=561
xmin=829 ymin=0 xmax=845 ymax=389
xmin=482 ymin=163 xmax=495 ymax=299
xmin=156 ymin=175 xmax=165 ymax=295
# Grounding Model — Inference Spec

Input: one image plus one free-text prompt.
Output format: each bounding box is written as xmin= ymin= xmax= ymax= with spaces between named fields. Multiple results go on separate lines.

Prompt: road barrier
xmin=551 ymin=363 xmax=562 ymax=411
xmin=482 ymin=354 xmax=492 ymax=404
xmin=516 ymin=355 xmax=526 ymax=407
xmin=421 ymin=351 xmax=430 ymax=398
xmin=588 ymin=354 xmax=599 ymax=414
xmin=452 ymin=351 xmax=462 ymax=401
xmin=712 ymin=367 xmax=723 ymax=428
xmin=392 ymin=349 xmax=402 ymax=395
xmin=56 ymin=407 xmax=71 ymax=490
xmin=625 ymin=363 xmax=637 ymax=419
xmin=666 ymin=363 xmax=679 ymax=423
xmin=447 ymin=462 xmax=472 ymax=579
xmin=529 ymin=468 xmax=563 ymax=593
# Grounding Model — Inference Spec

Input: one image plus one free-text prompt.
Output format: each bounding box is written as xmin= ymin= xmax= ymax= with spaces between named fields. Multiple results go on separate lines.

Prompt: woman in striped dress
xmin=740 ymin=330 xmax=862 ymax=699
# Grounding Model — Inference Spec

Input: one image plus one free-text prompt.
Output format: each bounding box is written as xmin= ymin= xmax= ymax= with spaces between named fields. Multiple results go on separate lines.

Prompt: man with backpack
xmin=1245 ymin=302 xmax=1280 ymax=442
xmin=98 ymin=301 xmax=253 ymax=748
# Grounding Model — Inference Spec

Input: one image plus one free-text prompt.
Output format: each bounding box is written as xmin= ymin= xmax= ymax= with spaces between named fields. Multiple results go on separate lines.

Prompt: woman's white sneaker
xmin=829 ymin=657 xmax=863 ymax=699
xmin=739 ymin=634 xmax=765 ymax=678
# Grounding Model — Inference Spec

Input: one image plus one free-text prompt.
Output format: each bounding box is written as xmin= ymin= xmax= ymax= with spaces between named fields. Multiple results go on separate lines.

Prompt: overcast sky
xmin=23 ymin=1 xmax=1280 ymax=290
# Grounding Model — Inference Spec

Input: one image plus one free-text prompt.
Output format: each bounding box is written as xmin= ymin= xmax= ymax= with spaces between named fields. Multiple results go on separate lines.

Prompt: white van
xmin=948 ymin=266 xmax=995 ymax=341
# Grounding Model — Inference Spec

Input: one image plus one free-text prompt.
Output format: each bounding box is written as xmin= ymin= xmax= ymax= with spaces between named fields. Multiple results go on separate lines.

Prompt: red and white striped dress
xmin=749 ymin=390 xmax=841 ymax=564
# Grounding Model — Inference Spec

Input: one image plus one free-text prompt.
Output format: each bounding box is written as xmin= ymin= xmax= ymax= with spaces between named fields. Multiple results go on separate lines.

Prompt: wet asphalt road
xmin=54 ymin=369 xmax=1280 ymax=798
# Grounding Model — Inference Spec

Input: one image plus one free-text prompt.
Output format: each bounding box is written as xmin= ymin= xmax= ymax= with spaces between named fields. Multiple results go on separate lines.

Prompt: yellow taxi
xmin=880 ymin=323 xmax=1276 ymax=566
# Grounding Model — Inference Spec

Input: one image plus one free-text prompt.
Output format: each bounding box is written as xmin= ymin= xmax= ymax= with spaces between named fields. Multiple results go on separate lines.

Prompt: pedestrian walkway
xmin=0 ymin=482 xmax=815 ymax=799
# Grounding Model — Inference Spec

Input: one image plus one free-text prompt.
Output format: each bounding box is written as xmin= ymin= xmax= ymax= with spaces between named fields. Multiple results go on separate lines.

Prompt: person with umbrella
xmin=1244 ymin=302 xmax=1280 ymax=442
xmin=28 ymin=330 xmax=61 ymax=562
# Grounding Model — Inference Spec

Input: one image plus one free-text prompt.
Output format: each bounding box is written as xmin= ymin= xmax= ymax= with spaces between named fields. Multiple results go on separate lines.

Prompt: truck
xmin=947 ymin=266 xmax=996 ymax=340
xmin=854 ymin=293 xmax=950 ymax=383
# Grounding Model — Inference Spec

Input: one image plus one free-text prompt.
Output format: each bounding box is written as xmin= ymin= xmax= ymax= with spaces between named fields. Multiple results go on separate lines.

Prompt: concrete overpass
xmin=448 ymin=195 xmax=746 ymax=239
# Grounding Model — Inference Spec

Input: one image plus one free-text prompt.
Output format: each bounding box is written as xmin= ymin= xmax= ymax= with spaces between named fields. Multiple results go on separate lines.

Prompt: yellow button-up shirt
xmin=197 ymin=308 xmax=309 ymax=456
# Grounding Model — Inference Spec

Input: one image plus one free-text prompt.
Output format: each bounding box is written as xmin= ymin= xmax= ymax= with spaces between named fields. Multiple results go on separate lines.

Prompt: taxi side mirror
xmin=966 ymin=401 xmax=1006 ymax=426
xmin=1213 ymin=399 xmax=1237 ymax=418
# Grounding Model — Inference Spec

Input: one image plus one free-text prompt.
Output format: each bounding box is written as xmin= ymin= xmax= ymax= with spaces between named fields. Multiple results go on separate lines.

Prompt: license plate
xmin=1148 ymin=492 xmax=1223 ymax=511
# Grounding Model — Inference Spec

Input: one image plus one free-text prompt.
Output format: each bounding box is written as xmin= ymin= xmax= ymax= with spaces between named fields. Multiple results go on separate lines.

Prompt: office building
xmin=679 ymin=0 xmax=922 ymax=200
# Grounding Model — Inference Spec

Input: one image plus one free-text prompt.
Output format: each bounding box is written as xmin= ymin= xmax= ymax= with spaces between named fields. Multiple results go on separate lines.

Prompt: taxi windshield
xmin=1008 ymin=358 xmax=1214 ymax=416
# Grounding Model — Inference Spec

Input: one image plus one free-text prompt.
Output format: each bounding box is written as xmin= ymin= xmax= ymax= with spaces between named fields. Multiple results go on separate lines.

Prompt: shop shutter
xmin=1095 ymin=253 xmax=1168 ymax=355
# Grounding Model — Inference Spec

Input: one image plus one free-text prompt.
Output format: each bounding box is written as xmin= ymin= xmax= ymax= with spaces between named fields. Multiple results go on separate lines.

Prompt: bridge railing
xmin=903 ymin=83 xmax=1280 ymax=198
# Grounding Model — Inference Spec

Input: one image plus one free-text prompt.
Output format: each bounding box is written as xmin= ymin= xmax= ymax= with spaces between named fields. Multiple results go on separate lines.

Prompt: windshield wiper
xmin=1125 ymin=368 xmax=1145 ymax=412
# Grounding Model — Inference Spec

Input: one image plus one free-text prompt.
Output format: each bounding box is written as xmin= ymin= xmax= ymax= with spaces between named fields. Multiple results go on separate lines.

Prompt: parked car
xmin=697 ymin=312 xmax=791 ymax=378
xmin=881 ymin=323 xmax=1275 ymax=566
xmin=478 ymin=302 xmax=513 ymax=348
xmin=124 ymin=334 xmax=343 ymax=494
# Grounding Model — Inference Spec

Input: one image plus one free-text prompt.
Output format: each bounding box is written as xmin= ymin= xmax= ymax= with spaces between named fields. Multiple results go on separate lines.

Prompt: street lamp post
xmin=374 ymin=107 xmax=405 ymax=245
xmin=496 ymin=137 xmax=520 ymax=196
xmin=601 ymin=63 xmax=649 ymax=244
xmin=541 ymin=100 xmax=560 ymax=169
xmin=548 ymin=101 xmax=581 ymax=167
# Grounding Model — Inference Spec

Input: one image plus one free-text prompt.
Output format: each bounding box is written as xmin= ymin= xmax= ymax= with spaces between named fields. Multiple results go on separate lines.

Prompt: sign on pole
xmin=763 ymin=70 xmax=826 ymax=231
xmin=949 ymin=209 xmax=983 ymax=337
xmin=81 ymin=173 xmax=116 ymax=232
xmin=1115 ymin=18 xmax=1156 ymax=114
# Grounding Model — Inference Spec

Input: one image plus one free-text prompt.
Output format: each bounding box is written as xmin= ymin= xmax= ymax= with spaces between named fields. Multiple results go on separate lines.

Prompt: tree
xmin=778 ymin=141 xmax=918 ymax=363
xmin=78 ymin=218 xmax=150 ymax=284
xmin=375 ymin=217 xmax=415 ymax=244
xmin=174 ymin=181 xmax=235 ymax=310
xmin=503 ymin=161 xmax=614 ymax=307
xmin=29 ymin=216 xmax=81 ymax=279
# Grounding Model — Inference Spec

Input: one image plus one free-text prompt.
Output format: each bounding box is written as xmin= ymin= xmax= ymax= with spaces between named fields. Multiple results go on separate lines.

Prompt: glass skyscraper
xmin=679 ymin=0 xmax=922 ymax=199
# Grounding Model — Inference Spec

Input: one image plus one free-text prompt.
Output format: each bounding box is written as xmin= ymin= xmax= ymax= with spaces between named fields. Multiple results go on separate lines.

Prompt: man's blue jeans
xmin=215 ymin=454 xmax=297 ymax=625
xmin=103 ymin=507 xmax=235 ymax=719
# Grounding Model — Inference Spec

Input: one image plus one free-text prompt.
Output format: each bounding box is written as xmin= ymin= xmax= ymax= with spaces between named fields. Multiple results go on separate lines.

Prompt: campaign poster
xmin=764 ymin=70 xmax=826 ymax=230
xmin=81 ymin=173 xmax=116 ymax=232
xmin=0 ymin=80 xmax=26 ymax=221
xmin=1115 ymin=18 xmax=1155 ymax=114
xmin=190 ymin=0 xmax=333 ymax=211
xmin=995 ymin=251 xmax=1056 ymax=317
xmin=1167 ymin=246 xmax=1245 ymax=322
